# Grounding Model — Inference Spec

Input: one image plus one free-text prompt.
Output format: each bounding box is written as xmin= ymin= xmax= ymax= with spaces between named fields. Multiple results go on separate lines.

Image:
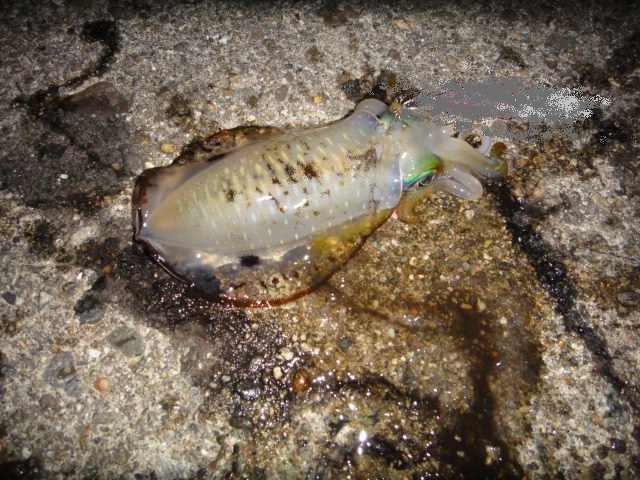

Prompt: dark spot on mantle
xmin=301 ymin=161 xmax=320 ymax=180
xmin=240 ymin=255 xmax=261 ymax=267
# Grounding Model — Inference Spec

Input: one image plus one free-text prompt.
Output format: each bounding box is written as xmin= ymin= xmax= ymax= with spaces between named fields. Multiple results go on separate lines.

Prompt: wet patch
xmin=489 ymin=181 xmax=640 ymax=416
xmin=6 ymin=20 xmax=132 ymax=214
xmin=436 ymin=301 xmax=532 ymax=479
xmin=0 ymin=458 xmax=42 ymax=480
xmin=579 ymin=30 xmax=640 ymax=91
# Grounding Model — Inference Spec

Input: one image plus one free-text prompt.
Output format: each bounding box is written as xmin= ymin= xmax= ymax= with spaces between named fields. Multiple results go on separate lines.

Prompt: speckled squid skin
xmin=133 ymin=99 xmax=505 ymax=306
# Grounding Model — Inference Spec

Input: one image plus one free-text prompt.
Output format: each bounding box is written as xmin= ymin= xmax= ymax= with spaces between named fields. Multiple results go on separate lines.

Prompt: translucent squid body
xmin=133 ymin=99 xmax=506 ymax=306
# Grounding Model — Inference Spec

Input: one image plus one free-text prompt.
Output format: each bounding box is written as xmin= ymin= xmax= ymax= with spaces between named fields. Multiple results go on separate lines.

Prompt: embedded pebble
xmin=43 ymin=351 xmax=82 ymax=398
xmin=93 ymin=377 xmax=111 ymax=394
xmin=39 ymin=394 xmax=58 ymax=411
xmin=2 ymin=291 xmax=16 ymax=305
xmin=38 ymin=291 xmax=53 ymax=309
xmin=617 ymin=291 xmax=639 ymax=307
xmin=160 ymin=143 xmax=176 ymax=154
xmin=59 ymin=82 xmax=131 ymax=116
xmin=106 ymin=326 xmax=145 ymax=357
xmin=235 ymin=378 xmax=261 ymax=401
xmin=73 ymin=290 xmax=105 ymax=324
xmin=279 ymin=347 xmax=295 ymax=361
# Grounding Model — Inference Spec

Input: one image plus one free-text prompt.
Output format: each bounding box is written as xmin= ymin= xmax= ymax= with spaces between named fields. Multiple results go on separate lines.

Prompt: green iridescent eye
xmin=403 ymin=155 xmax=442 ymax=189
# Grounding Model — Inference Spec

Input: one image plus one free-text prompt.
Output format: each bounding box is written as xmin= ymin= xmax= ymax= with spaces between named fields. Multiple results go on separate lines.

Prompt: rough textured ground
xmin=1 ymin=1 xmax=638 ymax=478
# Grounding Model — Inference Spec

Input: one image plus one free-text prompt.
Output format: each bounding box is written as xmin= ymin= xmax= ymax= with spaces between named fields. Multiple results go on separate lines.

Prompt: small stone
xmin=38 ymin=291 xmax=53 ymax=309
xmin=279 ymin=347 xmax=294 ymax=361
xmin=160 ymin=143 xmax=176 ymax=154
xmin=2 ymin=291 xmax=16 ymax=305
xmin=113 ymin=445 xmax=131 ymax=466
xmin=592 ymin=193 xmax=611 ymax=211
xmin=92 ymin=410 xmax=117 ymax=425
xmin=39 ymin=394 xmax=58 ymax=410
xmin=291 ymin=369 xmax=311 ymax=394
xmin=617 ymin=290 xmax=639 ymax=307
xmin=93 ymin=377 xmax=110 ymax=393
xmin=445 ymin=55 xmax=458 ymax=66
xmin=73 ymin=290 xmax=105 ymax=324
xmin=338 ymin=336 xmax=351 ymax=352
xmin=86 ymin=348 xmax=101 ymax=362
xmin=43 ymin=351 xmax=82 ymax=398
xmin=106 ymin=326 xmax=145 ymax=357
xmin=59 ymin=82 xmax=131 ymax=116
xmin=235 ymin=378 xmax=261 ymax=401
xmin=273 ymin=366 xmax=283 ymax=380
xmin=274 ymin=85 xmax=289 ymax=102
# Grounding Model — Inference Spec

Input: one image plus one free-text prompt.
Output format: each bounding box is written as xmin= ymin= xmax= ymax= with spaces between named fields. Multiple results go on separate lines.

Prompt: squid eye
xmin=403 ymin=155 xmax=443 ymax=190
xmin=404 ymin=168 xmax=438 ymax=189
xmin=416 ymin=170 xmax=437 ymax=187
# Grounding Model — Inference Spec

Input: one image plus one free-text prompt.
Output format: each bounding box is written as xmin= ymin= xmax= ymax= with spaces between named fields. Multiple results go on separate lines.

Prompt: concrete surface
xmin=0 ymin=0 xmax=638 ymax=478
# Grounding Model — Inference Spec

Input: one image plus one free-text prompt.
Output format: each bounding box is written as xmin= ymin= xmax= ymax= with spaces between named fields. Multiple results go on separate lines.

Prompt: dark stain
xmin=225 ymin=188 xmax=236 ymax=203
xmin=165 ymin=93 xmax=193 ymax=127
xmin=79 ymin=20 xmax=120 ymax=78
xmin=581 ymin=107 xmax=640 ymax=197
xmin=317 ymin=5 xmax=349 ymax=27
xmin=239 ymin=255 xmax=261 ymax=268
xmin=23 ymin=219 xmax=57 ymax=257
